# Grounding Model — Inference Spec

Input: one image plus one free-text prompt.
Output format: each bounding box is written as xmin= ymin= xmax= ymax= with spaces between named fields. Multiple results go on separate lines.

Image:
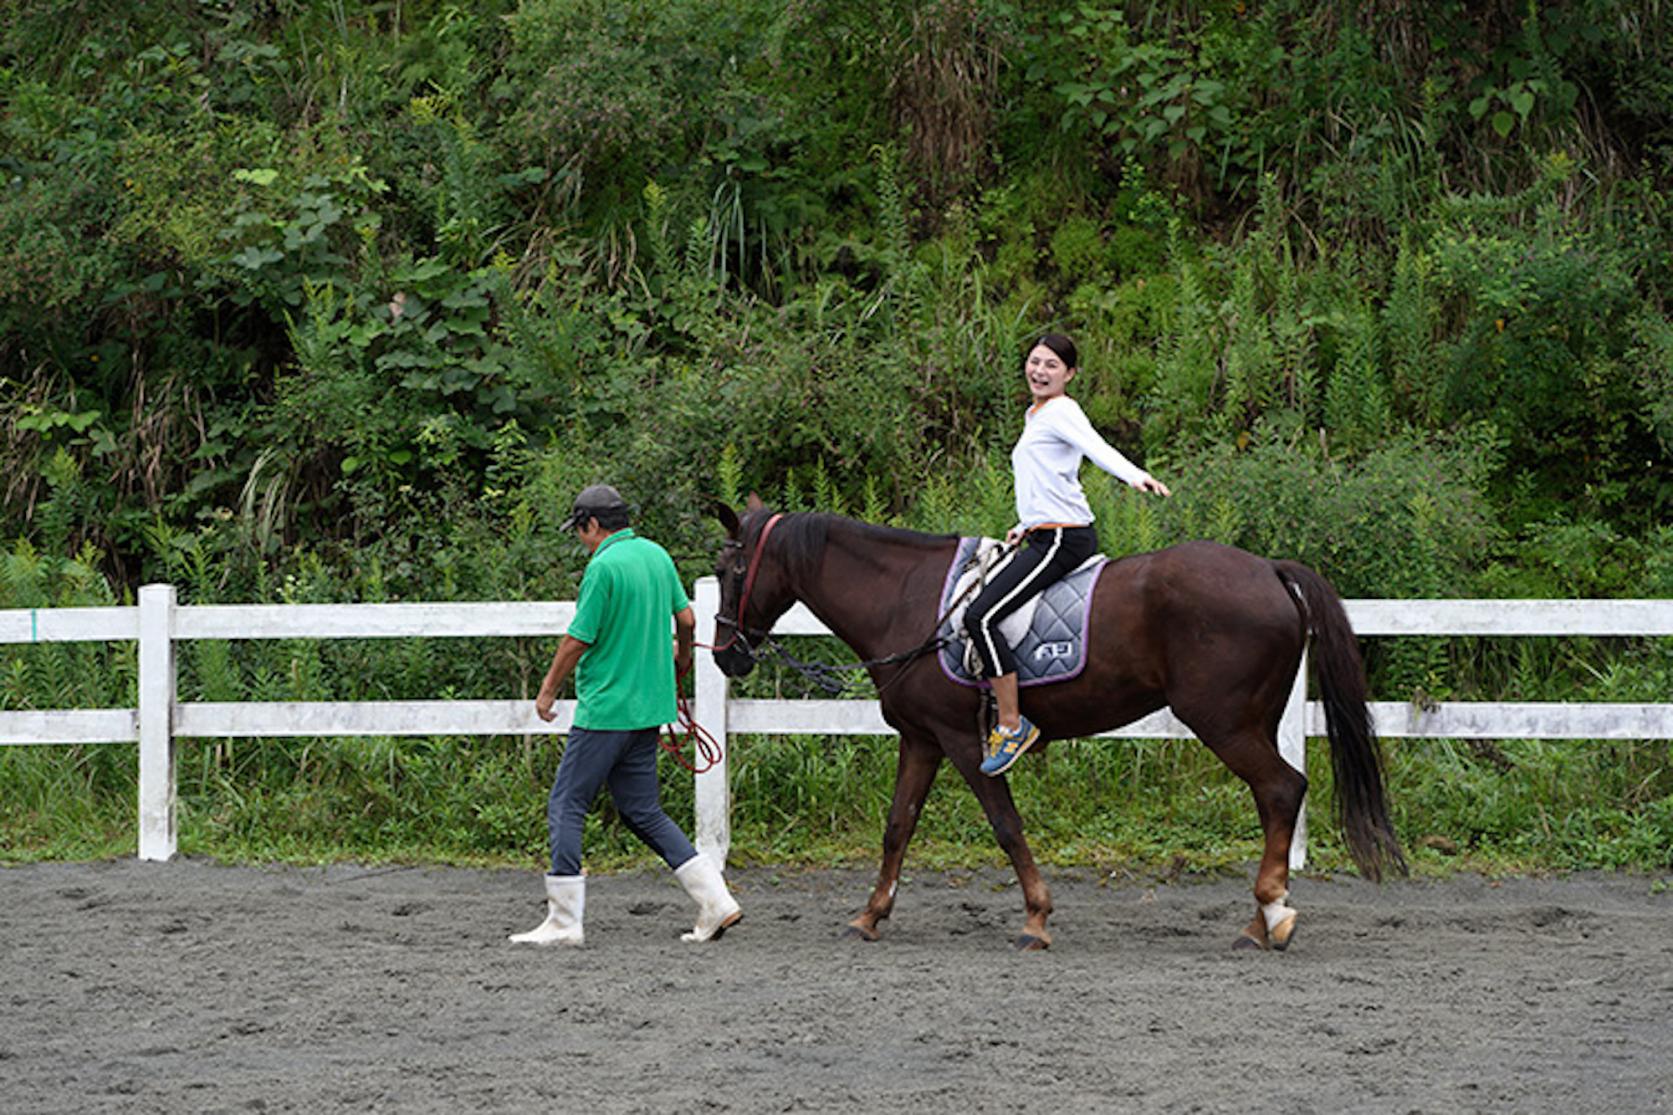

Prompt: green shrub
xmin=1096 ymin=426 xmax=1502 ymax=599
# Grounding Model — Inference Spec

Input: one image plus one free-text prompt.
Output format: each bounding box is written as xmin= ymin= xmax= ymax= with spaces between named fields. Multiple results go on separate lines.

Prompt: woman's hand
xmin=1135 ymin=475 xmax=1172 ymax=498
xmin=1004 ymin=526 xmax=1026 ymax=546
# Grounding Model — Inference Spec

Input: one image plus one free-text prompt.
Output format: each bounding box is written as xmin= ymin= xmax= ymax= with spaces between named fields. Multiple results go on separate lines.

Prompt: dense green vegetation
xmin=3 ymin=0 xmax=1669 ymax=874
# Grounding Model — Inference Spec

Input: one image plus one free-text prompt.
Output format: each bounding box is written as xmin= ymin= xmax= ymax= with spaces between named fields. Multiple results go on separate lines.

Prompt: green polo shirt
xmin=568 ymin=529 xmax=690 ymax=730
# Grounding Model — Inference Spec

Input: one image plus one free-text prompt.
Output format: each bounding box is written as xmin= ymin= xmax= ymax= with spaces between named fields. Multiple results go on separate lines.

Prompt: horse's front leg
xmin=846 ymin=734 xmax=942 ymax=942
xmin=948 ymin=746 xmax=1054 ymax=951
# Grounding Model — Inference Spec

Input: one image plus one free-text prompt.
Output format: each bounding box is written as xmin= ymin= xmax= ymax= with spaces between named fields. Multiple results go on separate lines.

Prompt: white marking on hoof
xmin=1261 ymin=895 xmax=1296 ymax=936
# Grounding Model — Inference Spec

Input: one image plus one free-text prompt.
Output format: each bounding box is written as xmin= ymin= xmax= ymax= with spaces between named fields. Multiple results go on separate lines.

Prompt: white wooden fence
xmin=3 ymin=579 xmax=1670 ymax=868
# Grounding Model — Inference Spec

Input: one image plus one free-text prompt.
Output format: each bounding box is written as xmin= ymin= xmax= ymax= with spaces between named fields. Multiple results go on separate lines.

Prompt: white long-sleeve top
xmin=1011 ymin=396 xmax=1150 ymax=530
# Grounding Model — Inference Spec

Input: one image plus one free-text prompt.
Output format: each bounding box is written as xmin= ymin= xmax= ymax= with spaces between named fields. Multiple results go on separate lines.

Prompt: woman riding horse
xmin=967 ymin=333 xmax=1172 ymax=776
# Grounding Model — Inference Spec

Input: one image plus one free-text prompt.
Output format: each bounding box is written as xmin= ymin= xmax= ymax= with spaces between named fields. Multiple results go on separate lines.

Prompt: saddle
xmin=936 ymin=536 xmax=1107 ymax=688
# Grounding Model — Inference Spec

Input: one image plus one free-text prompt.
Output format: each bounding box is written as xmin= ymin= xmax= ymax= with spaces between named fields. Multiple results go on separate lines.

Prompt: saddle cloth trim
xmin=936 ymin=536 xmax=1107 ymax=690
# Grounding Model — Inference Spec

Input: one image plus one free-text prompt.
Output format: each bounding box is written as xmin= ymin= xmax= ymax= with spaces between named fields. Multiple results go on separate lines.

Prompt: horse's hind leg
xmin=1206 ymin=726 xmax=1307 ymax=952
xmin=946 ymin=744 xmax=1054 ymax=951
xmin=846 ymin=733 xmax=942 ymax=942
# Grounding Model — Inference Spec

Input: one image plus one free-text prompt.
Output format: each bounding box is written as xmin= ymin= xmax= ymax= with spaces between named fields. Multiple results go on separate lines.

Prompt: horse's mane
xmin=746 ymin=511 xmax=956 ymax=591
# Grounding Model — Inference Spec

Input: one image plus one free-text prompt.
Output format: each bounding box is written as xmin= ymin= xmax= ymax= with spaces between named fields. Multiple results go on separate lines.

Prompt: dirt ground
xmin=3 ymin=860 xmax=1670 ymax=1114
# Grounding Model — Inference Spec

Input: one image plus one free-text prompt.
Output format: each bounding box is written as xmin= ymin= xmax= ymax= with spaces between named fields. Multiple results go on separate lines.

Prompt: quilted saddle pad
xmin=936 ymin=536 xmax=1107 ymax=688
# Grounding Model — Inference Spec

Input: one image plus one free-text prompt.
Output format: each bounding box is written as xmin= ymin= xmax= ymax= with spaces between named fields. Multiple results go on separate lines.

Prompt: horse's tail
xmin=1273 ymin=561 xmax=1407 ymax=881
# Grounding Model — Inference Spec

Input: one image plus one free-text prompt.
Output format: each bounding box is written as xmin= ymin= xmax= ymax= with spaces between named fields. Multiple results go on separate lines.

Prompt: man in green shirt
xmin=510 ymin=484 xmax=741 ymax=947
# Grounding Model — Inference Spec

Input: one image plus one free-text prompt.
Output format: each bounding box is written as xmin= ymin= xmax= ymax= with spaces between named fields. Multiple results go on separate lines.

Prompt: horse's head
xmin=711 ymin=496 xmax=795 ymax=678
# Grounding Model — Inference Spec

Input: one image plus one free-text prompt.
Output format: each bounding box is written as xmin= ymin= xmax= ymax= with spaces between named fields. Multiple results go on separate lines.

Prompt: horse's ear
xmin=745 ymin=492 xmax=766 ymax=513
xmin=713 ymin=501 xmax=741 ymax=539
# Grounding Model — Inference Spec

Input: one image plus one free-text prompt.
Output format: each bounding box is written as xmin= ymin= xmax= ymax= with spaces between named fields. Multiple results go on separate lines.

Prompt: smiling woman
xmin=965 ymin=333 xmax=1172 ymax=774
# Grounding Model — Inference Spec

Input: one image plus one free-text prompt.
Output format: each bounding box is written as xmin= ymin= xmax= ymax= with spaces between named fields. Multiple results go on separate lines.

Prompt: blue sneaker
xmin=981 ymin=716 xmax=1040 ymax=777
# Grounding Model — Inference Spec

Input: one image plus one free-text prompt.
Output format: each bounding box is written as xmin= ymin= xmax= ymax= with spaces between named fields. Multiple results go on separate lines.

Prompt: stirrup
xmin=980 ymin=716 xmax=1040 ymax=777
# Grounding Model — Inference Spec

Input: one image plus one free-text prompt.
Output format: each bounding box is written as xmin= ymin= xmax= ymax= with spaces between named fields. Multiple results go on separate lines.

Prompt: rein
xmin=759 ymin=631 xmax=945 ymax=697
xmin=729 ymin=529 xmax=1020 ymax=699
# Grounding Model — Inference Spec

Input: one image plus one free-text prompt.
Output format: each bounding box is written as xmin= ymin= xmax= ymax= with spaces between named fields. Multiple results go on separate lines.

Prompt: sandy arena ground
xmin=3 ymin=860 xmax=1670 ymax=1113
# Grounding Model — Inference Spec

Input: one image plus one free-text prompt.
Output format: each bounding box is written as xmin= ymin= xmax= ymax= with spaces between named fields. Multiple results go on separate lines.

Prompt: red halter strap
xmin=707 ymin=512 xmax=782 ymax=654
xmin=735 ymin=512 xmax=783 ymax=631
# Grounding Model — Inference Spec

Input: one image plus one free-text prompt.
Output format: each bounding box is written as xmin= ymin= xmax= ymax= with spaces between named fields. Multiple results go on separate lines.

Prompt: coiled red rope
xmin=660 ymin=664 xmax=724 ymax=774
xmin=660 ymin=695 xmax=723 ymax=774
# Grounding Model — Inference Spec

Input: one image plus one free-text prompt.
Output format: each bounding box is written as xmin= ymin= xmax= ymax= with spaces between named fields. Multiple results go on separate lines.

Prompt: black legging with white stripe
xmin=963 ymin=525 xmax=1099 ymax=678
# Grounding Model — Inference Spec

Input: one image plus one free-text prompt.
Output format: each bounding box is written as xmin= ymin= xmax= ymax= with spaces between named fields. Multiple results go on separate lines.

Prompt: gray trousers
xmin=546 ymin=726 xmax=697 ymax=876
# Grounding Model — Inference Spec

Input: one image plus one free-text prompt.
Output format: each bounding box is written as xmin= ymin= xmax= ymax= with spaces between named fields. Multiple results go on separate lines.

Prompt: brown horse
xmin=711 ymin=499 xmax=1405 ymax=951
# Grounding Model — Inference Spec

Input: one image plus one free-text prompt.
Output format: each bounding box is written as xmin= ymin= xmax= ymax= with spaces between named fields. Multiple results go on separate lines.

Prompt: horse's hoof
xmin=1269 ymin=912 xmax=1298 ymax=952
xmin=1232 ymin=931 xmax=1267 ymax=951
xmin=843 ymin=924 xmax=880 ymax=942
xmin=1014 ymin=933 xmax=1051 ymax=952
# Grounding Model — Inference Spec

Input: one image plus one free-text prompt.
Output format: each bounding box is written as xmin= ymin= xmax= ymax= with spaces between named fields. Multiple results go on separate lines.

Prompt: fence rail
xmin=3 ymin=581 xmax=1670 ymax=867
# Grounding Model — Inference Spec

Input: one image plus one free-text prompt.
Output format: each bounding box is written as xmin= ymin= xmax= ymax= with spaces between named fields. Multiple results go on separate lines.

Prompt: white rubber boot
xmin=674 ymin=854 xmax=742 ymax=942
xmin=508 ymin=874 xmax=585 ymax=946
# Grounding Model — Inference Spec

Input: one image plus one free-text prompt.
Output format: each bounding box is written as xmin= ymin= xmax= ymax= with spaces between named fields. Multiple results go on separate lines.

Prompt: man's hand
xmin=535 ymin=690 xmax=558 ymax=723
xmin=534 ymin=634 xmax=589 ymax=724
xmin=673 ymin=605 xmax=696 ymax=684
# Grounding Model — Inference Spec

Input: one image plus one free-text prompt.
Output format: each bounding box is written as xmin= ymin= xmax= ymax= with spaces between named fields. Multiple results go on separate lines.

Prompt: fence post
xmin=137 ymin=583 xmax=178 ymax=861
xmin=691 ymin=577 xmax=731 ymax=869
xmin=1278 ymin=647 xmax=1308 ymax=871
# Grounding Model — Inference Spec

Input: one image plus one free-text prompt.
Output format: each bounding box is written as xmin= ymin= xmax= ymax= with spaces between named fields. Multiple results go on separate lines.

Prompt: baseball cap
xmin=559 ymin=484 xmax=629 ymax=531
